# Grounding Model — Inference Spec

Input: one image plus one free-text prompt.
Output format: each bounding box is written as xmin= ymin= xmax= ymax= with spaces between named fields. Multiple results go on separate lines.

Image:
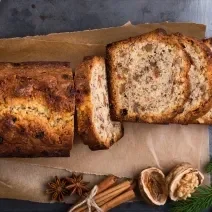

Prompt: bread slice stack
xmin=171 ymin=34 xmax=212 ymax=124
xmin=75 ymin=56 xmax=123 ymax=150
xmin=195 ymin=38 xmax=212 ymax=124
xmin=75 ymin=30 xmax=212 ymax=151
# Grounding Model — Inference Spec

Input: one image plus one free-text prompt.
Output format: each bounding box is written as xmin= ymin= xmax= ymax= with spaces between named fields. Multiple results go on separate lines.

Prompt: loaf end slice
xmin=75 ymin=56 xmax=124 ymax=150
xmin=172 ymin=34 xmax=212 ymax=124
xmin=195 ymin=38 xmax=212 ymax=124
xmin=0 ymin=62 xmax=74 ymax=157
xmin=106 ymin=29 xmax=191 ymax=123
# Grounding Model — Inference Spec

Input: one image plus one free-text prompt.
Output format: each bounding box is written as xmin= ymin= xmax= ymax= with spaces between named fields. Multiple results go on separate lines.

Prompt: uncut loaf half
xmin=75 ymin=56 xmax=123 ymax=150
xmin=0 ymin=62 xmax=75 ymax=157
xmin=106 ymin=29 xmax=191 ymax=123
xmin=172 ymin=34 xmax=212 ymax=124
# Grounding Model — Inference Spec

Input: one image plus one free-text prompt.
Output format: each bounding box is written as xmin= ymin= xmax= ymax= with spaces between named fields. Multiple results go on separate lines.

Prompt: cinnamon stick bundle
xmin=71 ymin=176 xmax=135 ymax=212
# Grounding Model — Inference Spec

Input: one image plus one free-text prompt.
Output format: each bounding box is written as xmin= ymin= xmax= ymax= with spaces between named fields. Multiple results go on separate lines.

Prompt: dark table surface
xmin=0 ymin=0 xmax=212 ymax=211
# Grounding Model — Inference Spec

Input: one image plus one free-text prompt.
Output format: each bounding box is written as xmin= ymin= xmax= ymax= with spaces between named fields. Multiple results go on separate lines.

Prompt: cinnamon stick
xmin=95 ymin=180 xmax=132 ymax=200
xmin=94 ymin=188 xmax=132 ymax=211
xmin=97 ymin=181 xmax=136 ymax=206
xmin=100 ymin=189 xmax=136 ymax=211
xmin=96 ymin=186 xmax=130 ymax=204
xmin=96 ymin=175 xmax=118 ymax=194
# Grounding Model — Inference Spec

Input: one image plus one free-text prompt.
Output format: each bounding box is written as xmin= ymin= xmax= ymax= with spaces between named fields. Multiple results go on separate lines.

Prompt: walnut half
xmin=138 ymin=167 xmax=168 ymax=205
xmin=166 ymin=163 xmax=204 ymax=201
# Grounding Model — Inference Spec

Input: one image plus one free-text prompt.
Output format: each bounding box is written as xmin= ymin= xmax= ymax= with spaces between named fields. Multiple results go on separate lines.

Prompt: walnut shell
xmin=166 ymin=163 xmax=204 ymax=201
xmin=138 ymin=167 xmax=168 ymax=205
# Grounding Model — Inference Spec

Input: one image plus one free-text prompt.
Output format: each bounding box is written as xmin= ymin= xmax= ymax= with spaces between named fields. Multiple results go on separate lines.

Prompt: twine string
xmin=69 ymin=185 xmax=103 ymax=212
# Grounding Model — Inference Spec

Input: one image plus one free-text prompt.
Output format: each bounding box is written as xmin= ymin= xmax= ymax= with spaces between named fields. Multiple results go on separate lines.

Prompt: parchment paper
xmin=0 ymin=22 xmax=210 ymax=203
xmin=0 ymin=22 xmax=205 ymax=44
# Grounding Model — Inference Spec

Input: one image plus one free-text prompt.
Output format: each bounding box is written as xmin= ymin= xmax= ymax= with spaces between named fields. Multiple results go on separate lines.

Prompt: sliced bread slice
xmin=75 ymin=56 xmax=124 ymax=150
xmin=172 ymin=34 xmax=212 ymax=124
xmin=106 ymin=29 xmax=191 ymax=123
xmin=195 ymin=38 xmax=212 ymax=124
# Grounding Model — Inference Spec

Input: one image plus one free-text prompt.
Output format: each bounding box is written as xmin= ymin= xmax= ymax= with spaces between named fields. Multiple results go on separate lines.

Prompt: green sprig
xmin=171 ymin=186 xmax=212 ymax=212
xmin=206 ymin=159 xmax=212 ymax=173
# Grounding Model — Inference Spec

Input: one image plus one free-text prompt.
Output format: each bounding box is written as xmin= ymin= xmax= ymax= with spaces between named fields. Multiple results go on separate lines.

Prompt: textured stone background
xmin=0 ymin=0 xmax=212 ymax=38
xmin=0 ymin=0 xmax=211 ymax=211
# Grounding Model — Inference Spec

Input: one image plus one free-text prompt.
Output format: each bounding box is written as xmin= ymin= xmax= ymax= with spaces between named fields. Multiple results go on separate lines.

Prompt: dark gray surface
xmin=0 ymin=0 xmax=212 ymax=37
xmin=0 ymin=199 xmax=171 ymax=212
xmin=0 ymin=0 xmax=212 ymax=211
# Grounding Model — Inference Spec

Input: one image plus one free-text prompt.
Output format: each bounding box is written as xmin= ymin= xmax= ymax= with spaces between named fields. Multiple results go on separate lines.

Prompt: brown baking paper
xmin=0 ymin=159 xmax=105 ymax=203
xmin=1 ymin=21 xmax=206 ymax=44
xmin=0 ymin=22 xmax=210 ymax=203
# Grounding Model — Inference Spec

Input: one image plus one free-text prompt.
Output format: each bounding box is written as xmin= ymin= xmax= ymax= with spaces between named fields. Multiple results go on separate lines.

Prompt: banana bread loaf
xmin=0 ymin=62 xmax=74 ymax=157
xmin=75 ymin=56 xmax=123 ymax=150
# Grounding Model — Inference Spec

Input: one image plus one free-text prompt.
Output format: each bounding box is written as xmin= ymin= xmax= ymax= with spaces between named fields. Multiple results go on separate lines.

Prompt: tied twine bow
xmin=69 ymin=185 xmax=103 ymax=212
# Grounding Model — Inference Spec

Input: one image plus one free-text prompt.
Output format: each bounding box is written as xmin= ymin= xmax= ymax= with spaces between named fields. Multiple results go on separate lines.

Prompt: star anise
xmin=46 ymin=176 xmax=69 ymax=202
xmin=66 ymin=173 xmax=90 ymax=197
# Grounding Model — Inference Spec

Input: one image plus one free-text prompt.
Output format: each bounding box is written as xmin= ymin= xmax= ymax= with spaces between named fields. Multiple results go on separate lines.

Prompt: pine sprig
xmin=171 ymin=186 xmax=212 ymax=212
xmin=205 ymin=160 xmax=212 ymax=173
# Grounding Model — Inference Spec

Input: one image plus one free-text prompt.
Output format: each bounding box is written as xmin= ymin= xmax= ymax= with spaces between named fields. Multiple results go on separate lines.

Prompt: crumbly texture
xmin=195 ymin=38 xmax=212 ymax=124
xmin=75 ymin=56 xmax=123 ymax=150
xmin=106 ymin=29 xmax=191 ymax=123
xmin=172 ymin=34 xmax=212 ymax=123
xmin=0 ymin=62 xmax=75 ymax=157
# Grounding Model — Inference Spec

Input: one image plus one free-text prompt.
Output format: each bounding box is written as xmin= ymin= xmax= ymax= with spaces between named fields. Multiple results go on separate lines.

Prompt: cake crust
xmin=0 ymin=62 xmax=74 ymax=157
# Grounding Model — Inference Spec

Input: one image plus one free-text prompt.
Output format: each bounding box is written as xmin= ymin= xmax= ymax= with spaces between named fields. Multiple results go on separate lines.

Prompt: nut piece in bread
xmin=172 ymin=34 xmax=212 ymax=123
xmin=0 ymin=62 xmax=74 ymax=157
xmin=106 ymin=29 xmax=191 ymax=123
xmin=195 ymin=38 xmax=212 ymax=124
xmin=75 ymin=56 xmax=123 ymax=150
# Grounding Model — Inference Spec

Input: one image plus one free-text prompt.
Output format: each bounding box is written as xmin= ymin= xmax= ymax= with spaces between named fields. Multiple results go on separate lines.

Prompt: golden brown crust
xmin=75 ymin=56 xmax=123 ymax=150
xmin=172 ymin=34 xmax=212 ymax=124
xmin=106 ymin=29 xmax=191 ymax=123
xmin=0 ymin=62 xmax=74 ymax=157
